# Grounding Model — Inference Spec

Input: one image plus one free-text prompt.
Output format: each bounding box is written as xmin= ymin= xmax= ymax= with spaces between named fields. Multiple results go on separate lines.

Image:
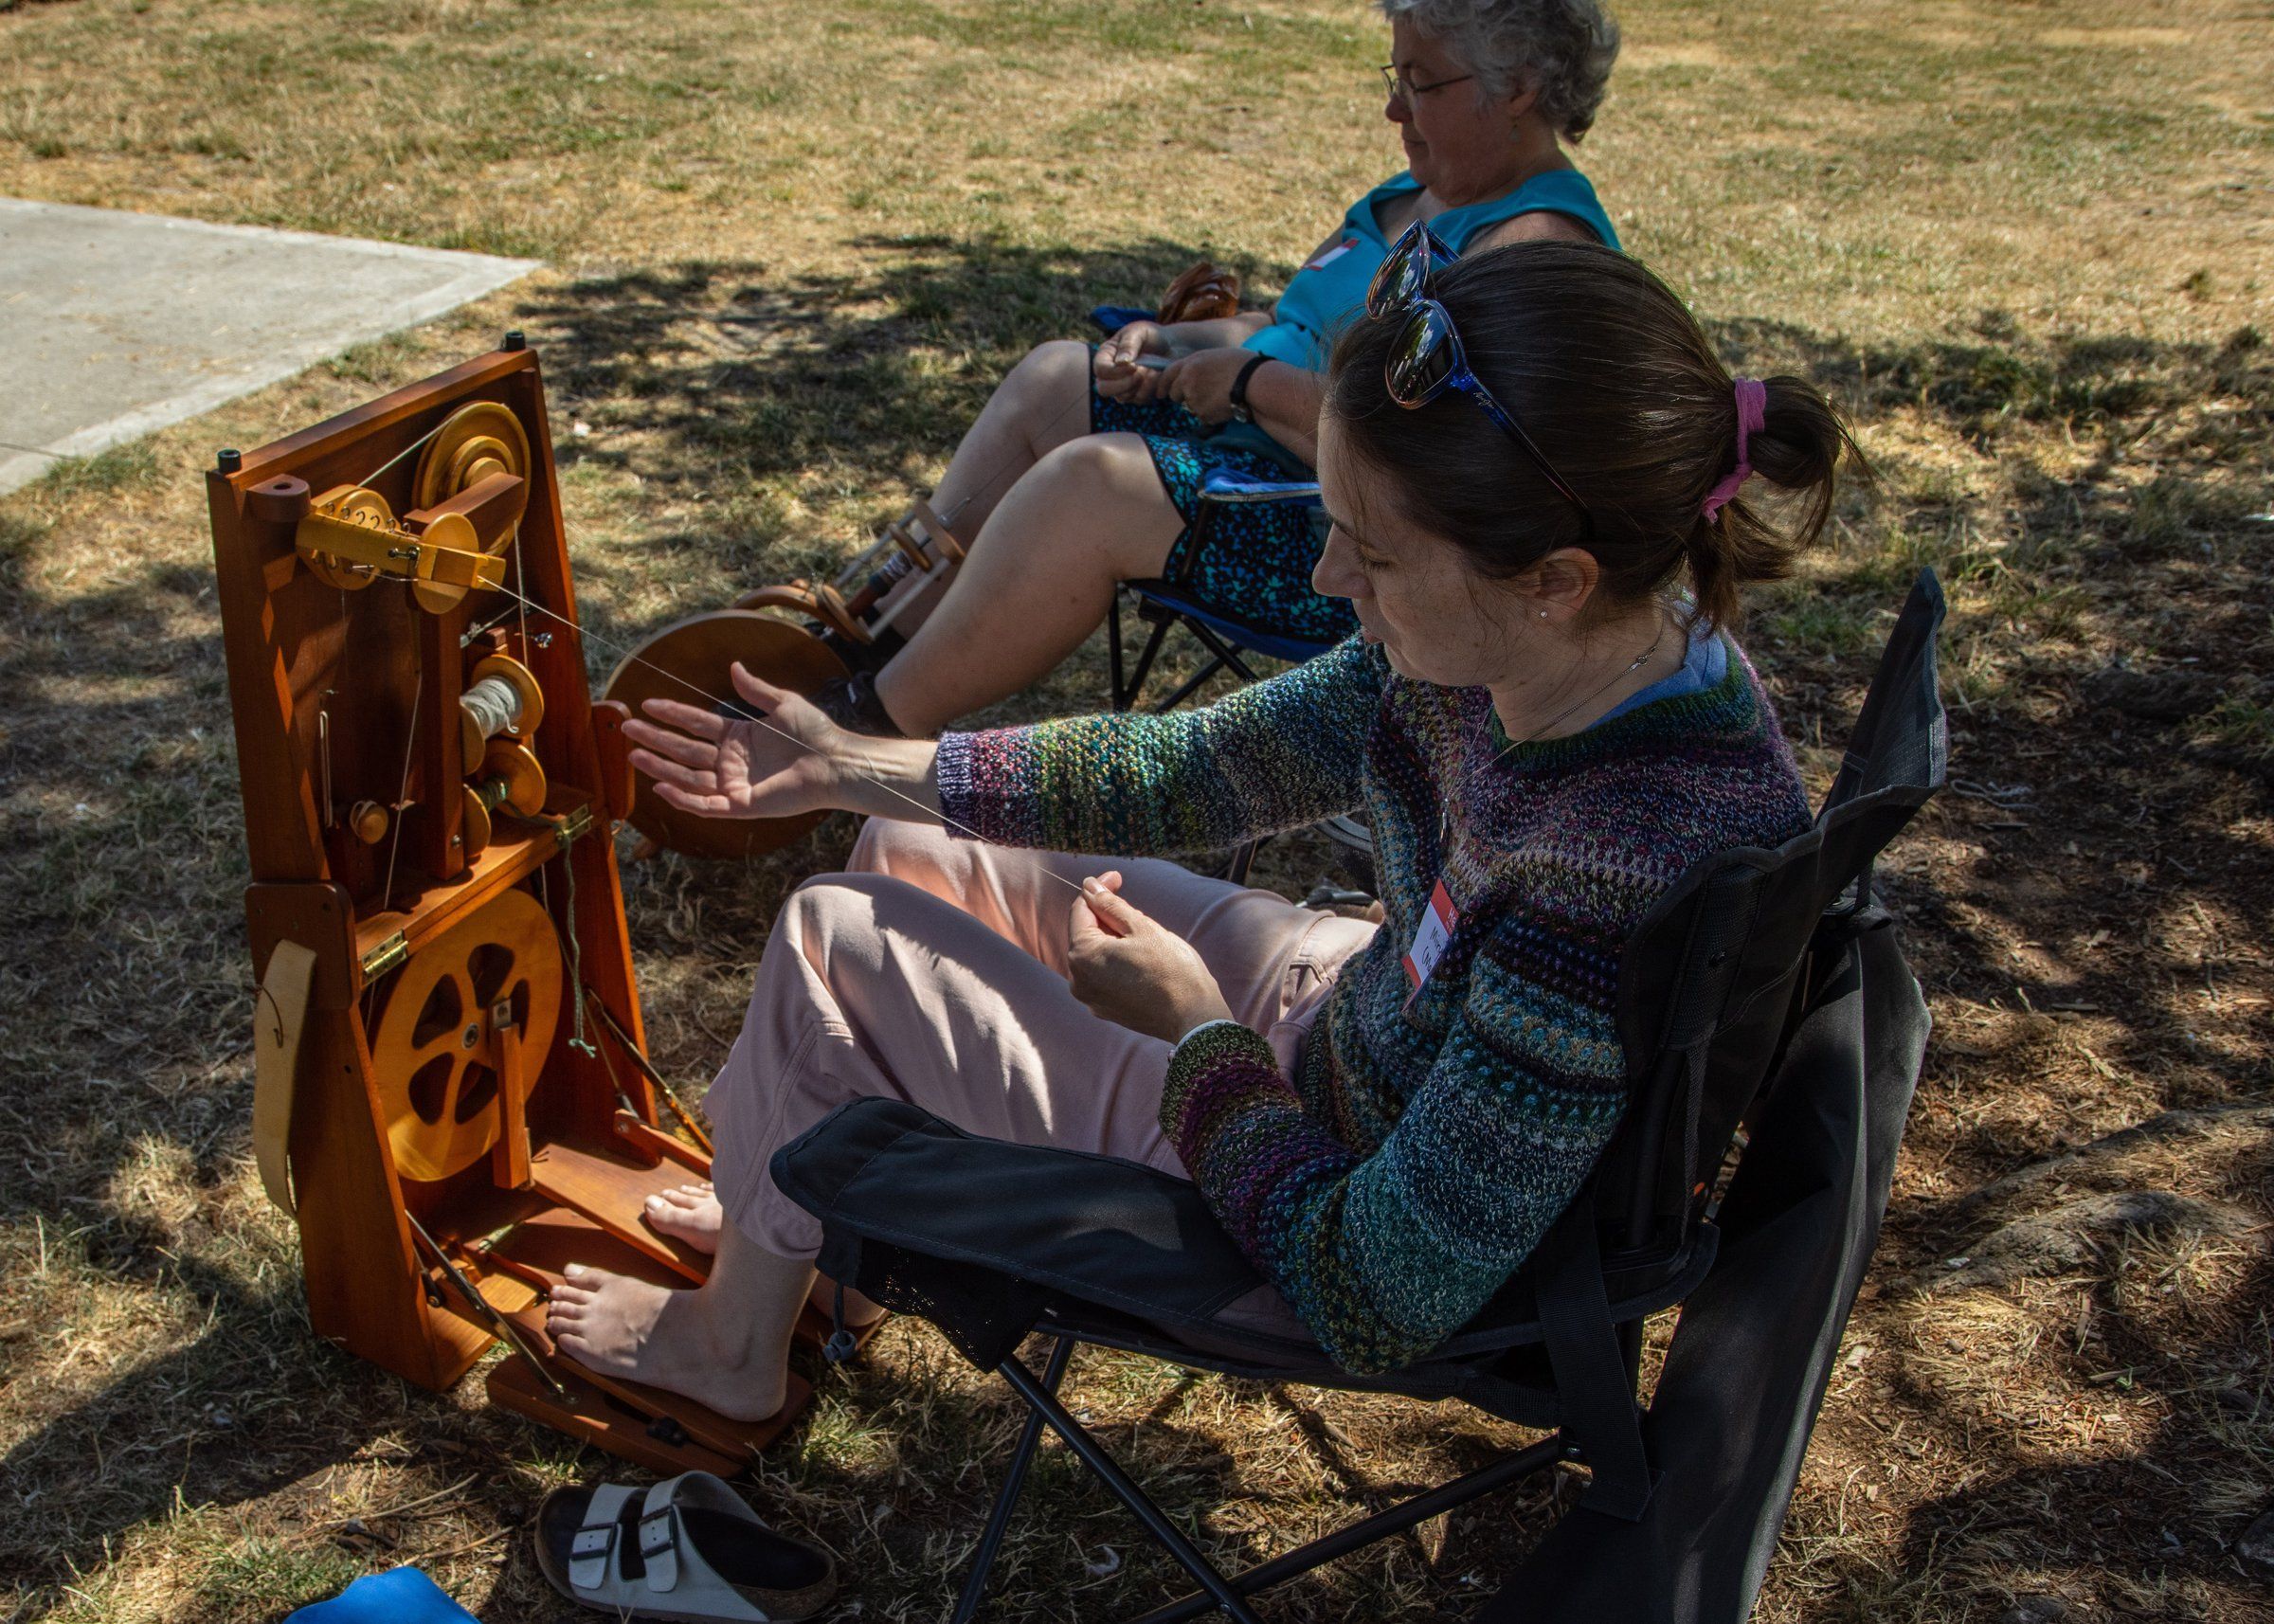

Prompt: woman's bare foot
xmin=545 ymin=1264 xmax=787 ymax=1422
xmin=643 ymin=1182 xmax=723 ymax=1254
xmin=641 ymin=1182 xmax=887 ymax=1327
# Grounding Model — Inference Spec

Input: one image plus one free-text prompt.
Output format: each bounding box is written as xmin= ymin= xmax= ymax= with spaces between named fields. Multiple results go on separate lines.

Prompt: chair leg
xmin=1125 ymin=1434 xmax=1566 ymax=1624
xmin=999 ymin=1353 xmax=1268 ymax=1624
xmin=1150 ymin=648 xmax=1229 ymax=713
xmin=951 ymin=1336 xmax=1076 ymax=1624
xmin=1122 ymin=613 xmax=1176 ymax=713
xmin=1178 ymin=617 xmax=1262 ymax=687
xmin=1110 ymin=594 xmax=1130 ymax=713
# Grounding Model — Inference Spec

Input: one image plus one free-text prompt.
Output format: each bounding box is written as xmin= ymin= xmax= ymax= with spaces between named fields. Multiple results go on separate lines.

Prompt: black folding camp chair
xmin=771 ymin=572 xmax=1949 ymax=1623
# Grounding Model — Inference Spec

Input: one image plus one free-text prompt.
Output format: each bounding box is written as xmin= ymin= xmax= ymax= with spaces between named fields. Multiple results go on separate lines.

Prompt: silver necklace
xmin=1437 ymin=604 xmax=1674 ymax=846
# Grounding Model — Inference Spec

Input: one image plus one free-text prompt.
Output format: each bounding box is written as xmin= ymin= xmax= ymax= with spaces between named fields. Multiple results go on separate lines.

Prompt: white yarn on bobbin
xmin=460 ymin=674 xmax=523 ymax=740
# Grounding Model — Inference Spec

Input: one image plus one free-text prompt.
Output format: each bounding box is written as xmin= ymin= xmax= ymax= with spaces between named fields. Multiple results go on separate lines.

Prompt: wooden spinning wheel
xmin=212 ymin=342 xmax=821 ymax=1472
xmin=602 ymin=610 xmax=847 ymax=860
xmin=370 ymin=886 xmax=562 ymax=1182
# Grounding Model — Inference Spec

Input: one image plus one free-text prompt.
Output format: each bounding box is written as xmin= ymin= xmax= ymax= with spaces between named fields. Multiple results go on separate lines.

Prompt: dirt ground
xmin=1 ymin=0 xmax=2269 ymax=1619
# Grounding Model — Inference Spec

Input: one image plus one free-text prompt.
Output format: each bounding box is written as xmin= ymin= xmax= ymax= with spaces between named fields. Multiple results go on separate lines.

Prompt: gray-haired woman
xmin=814 ymin=0 xmax=1627 ymax=738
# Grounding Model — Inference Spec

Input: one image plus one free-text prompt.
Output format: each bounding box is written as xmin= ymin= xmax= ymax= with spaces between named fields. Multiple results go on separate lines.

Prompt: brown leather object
xmin=1156 ymin=260 xmax=1242 ymax=324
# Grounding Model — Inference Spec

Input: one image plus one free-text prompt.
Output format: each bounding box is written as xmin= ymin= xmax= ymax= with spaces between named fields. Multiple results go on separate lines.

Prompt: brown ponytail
xmin=1325 ymin=242 xmax=1868 ymax=630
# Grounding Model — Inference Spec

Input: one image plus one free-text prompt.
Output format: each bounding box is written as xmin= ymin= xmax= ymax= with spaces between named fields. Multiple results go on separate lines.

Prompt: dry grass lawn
xmin=2 ymin=0 xmax=2271 ymax=1619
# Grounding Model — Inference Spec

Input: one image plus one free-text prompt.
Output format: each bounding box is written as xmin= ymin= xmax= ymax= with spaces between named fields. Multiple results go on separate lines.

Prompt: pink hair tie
xmin=1701 ymin=376 xmax=1767 ymax=520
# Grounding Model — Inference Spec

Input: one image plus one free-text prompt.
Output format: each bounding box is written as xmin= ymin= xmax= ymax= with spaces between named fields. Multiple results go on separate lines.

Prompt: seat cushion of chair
xmin=770 ymin=1098 xmax=1706 ymax=1415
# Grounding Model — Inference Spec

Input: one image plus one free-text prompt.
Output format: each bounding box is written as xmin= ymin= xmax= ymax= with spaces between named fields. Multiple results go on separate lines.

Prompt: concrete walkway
xmin=0 ymin=200 xmax=539 ymax=496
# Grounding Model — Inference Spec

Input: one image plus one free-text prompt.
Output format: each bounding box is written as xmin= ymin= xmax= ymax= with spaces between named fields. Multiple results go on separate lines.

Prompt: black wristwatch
xmin=1228 ymin=353 xmax=1271 ymax=424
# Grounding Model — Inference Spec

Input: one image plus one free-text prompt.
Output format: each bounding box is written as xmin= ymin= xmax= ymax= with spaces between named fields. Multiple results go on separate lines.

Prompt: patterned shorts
xmin=1090 ymin=366 xmax=1358 ymax=647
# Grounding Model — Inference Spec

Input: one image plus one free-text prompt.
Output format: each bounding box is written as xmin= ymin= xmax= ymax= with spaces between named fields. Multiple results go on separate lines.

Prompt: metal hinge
xmin=360 ymin=930 xmax=409 ymax=980
xmin=556 ymin=803 xmax=594 ymax=847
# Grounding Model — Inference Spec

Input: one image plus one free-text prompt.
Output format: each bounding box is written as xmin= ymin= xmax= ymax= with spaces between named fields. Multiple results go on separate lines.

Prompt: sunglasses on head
xmin=1364 ymin=222 xmax=1594 ymax=534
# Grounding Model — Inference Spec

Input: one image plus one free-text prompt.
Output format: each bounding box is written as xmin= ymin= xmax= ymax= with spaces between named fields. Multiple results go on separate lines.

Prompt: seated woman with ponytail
xmin=541 ymin=240 xmax=1864 ymax=1416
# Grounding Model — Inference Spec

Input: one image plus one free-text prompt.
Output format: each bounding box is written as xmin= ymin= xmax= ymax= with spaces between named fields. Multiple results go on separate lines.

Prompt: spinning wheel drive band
xmin=369 ymin=887 xmax=564 ymax=1182
xmin=601 ymin=610 xmax=849 ymax=860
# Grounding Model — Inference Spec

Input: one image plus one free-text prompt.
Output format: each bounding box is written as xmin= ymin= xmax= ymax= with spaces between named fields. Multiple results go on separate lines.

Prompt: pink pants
xmin=705 ymin=819 xmax=1378 ymax=1262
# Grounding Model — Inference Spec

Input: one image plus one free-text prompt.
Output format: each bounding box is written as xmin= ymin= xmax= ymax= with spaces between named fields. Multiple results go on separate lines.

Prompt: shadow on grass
xmin=1 ymin=238 xmax=2269 ymax=1618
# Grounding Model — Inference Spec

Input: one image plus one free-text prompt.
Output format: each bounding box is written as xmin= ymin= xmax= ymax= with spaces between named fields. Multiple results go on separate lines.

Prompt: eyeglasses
xmin=1380 ymin=63 xmax=1476 ymax=109
xmin=1364 ymin=221 xmax=1594 ymax=533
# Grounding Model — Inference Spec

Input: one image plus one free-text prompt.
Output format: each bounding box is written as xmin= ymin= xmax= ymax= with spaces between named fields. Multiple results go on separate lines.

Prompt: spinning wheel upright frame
xmin=207 ymin=339 xmax=808 ymax=1472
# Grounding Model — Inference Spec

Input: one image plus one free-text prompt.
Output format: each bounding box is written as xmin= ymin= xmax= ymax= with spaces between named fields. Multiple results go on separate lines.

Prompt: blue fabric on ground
xmin=1091 ymin=303 xmax=1157 ymax=334
xmin=284 ymin=1567 xmax=478 ymax=1623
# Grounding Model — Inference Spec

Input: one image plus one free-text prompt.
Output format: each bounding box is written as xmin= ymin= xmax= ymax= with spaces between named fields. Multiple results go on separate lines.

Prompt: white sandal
xmin=535 ymin=1471 xmax=838 ymax=1622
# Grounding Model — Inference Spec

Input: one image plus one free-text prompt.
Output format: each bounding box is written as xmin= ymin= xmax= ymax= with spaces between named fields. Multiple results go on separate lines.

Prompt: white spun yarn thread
xmin=461 ymin=675 xmax=523 ymax=741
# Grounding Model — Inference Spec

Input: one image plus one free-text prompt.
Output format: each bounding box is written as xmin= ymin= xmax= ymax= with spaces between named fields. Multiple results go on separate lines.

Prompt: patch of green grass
xmin=0 ymin=511 xmax=44 ymax=591
xmin=32 ymin=442 xmax=161 ymax=497
xmin=190 ymin=1541 xmax=370 ymax=1619
xmin=2195 ymin=695 xmax=2274 ymax=760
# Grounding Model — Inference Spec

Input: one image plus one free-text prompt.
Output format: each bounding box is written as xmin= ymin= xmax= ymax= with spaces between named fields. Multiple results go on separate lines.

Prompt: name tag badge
xmin=1401 ymin=879 xmax=1459 ymax=1002
xmin=1303 ymin=237 xmax=1358 ymax=272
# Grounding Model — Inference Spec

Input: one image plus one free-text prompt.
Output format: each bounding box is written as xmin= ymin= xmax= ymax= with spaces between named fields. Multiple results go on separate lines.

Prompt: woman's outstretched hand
xmin=622 ymin=662 xmax=846 ymax=821
xmin=1067 ymin=872 xmax=1234 ymax=1045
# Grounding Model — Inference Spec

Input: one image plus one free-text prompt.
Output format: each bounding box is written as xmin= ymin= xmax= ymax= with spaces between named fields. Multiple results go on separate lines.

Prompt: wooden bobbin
xmin=460 ymin=652 xmax=546 ymax=771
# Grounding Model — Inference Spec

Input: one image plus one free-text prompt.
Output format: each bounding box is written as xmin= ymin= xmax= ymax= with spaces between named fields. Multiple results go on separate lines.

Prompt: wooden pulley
xmin=367 ymin=886 xmax=563 ymax=1182
xmin=303 ymin=484 xmax=390 ymax=591
xmin=600 ymin=609 xmax=848 ymax=860
xmin=460 ymin=651 xmax=546 ymax=770
xmin=415 ymin=402 xmax=531 ymax=513
xmin=459 ymin=741 xmax=548 ymax=857
xmin=412 ymin=403 xmax=531 ymax=613
xmin=478 ymin=740 xmax=548 ymax=814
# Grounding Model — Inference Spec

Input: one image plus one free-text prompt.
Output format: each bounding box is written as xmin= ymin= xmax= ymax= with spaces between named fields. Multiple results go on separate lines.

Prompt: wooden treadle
xmin=479 ymin=1206 xmax=688 ymax=1292
xmin=527 ymin=1140 xmax=712 ymax=1282
xmin=478 ymin=1207 xmax=884 ymax=1359
xmin=495 ymin=1301 xmax=811 ymax=1467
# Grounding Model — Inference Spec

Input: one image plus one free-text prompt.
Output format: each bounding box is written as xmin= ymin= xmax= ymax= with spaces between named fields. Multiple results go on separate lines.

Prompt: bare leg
xmin=644 ymin=1182 xmax=883 ymax=1326
xmin=874 ymin=432 xmax=1182 ymax=735
xmin=546 ymin=1219 xmax=808 ymax=1422
xmin=888 ymin=339 xmax=1098 ymax=635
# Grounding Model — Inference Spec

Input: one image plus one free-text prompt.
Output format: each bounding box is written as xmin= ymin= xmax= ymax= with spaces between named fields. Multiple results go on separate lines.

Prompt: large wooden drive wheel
xmin=370 ymin=887 xmax=563 ymax=1182
xmin=601 ymin=610 xmax=849 ymax=860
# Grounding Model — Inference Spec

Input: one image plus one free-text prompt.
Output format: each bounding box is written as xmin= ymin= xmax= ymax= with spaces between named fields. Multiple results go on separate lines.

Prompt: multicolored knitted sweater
xmin=935 ymin=635 xmax=1810 ymax=1373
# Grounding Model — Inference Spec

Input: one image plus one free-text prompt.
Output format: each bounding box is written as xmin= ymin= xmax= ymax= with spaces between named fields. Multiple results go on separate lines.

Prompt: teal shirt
xmin=1243 ymin=168 xmax=1619 ymax=372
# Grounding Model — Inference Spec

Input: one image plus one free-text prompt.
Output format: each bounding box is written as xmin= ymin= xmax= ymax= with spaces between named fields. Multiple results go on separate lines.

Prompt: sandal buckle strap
xmin=567 ymin=1522 xmax=617 ymax=1590
xmin=640 ymin=1504 xmax=682 ymax=1592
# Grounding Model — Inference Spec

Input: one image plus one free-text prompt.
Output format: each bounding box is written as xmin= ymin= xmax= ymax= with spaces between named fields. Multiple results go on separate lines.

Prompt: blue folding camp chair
xmin=1108 ymin=470 xmax=1376 ymax=890
xmin=1108 ymin=466 xmax=1341 ymax=713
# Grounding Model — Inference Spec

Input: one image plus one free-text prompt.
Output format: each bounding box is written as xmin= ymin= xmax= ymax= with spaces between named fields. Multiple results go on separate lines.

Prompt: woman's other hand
xmin=1094 ymin=322 xmax=1170 ymax=403
xmin=1161 ymin=347 xmax=1256 ymax=425
xmin=1066 ymin=873 xmax=1235 ymax=1044
xmin=622 ymin=662 xmax=846 ymax=821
